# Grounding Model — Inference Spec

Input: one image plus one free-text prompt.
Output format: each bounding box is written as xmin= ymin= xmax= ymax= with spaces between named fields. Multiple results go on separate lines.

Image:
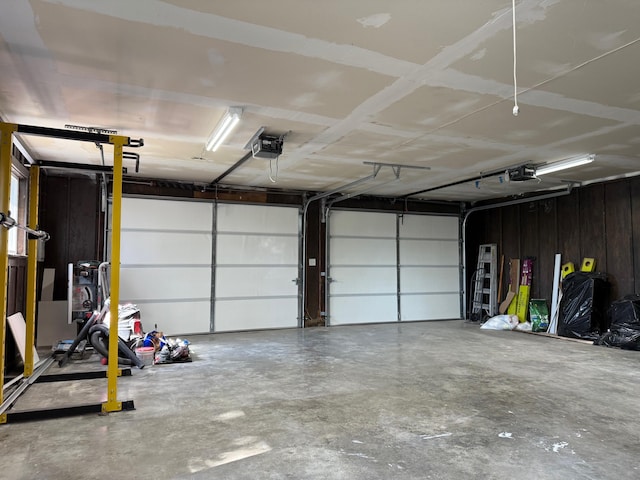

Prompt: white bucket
xmin=135 ymin=347 xmax=155 ymax=366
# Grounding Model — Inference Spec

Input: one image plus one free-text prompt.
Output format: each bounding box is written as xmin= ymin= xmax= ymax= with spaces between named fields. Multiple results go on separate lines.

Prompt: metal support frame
xmin=24 ymin=165 xmax=40 ymax=377
xmin=0 ymin=123 xmax=17 ymax=424
xmin=0 ymin=122 xmax=143 ymax=423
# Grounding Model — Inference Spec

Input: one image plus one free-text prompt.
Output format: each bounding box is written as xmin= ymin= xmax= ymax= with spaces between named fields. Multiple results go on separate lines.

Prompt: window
xmin=7 ymin=169 xmax=26 ymax=256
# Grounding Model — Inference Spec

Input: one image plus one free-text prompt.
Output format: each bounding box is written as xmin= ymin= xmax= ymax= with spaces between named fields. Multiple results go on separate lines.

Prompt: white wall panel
xmin=214 ymin=298 xmax=298 ymax=332
xmin=329 ymin=267 xmax=397 ymax=295
xmin=215 ymin=266 xmax=298 ymax=298
xmin=216 ymin=234 xmax=298 ymax=265
xmin=121 ymin=197 xmax=212 ymax=231
xmin=121 ymin=230 xmax=212 ymax=265
xmin=329 ymin=210 xmax=396 ymax=237
xmin=120 ymin=267 xmax=211 ymax=300
xmin=400 ymin=294 xmax=461 ymax=321
xmin=400 ymin=267 xmax=459 ymax=293
xmin=330 ymin=238 xmax=396 ymax=265
xmin=330 ymin=296 xmax=397 ymax=325
xmin=134 ymin=301 xmax=211 ymax=335
xmin=399 ymin=239 xmax=459 ymax=266
xmin=217 ymin=203 xmax=298 ymax=234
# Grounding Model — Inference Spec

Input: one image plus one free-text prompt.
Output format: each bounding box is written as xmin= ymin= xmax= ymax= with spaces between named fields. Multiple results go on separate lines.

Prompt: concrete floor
xmin=1 ymin=320 xmax=640 ymax=479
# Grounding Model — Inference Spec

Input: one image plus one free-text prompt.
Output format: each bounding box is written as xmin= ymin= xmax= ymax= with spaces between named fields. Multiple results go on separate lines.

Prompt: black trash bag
xmin=558 ymin=272 xmax=609 ymax=340
xmin=595 ymin=327 xmax=640 ymax=350
xmin=609 ymin=295 xmax=640 ymax=330
xmin=595 ymin=295 xmax=640 ymax=350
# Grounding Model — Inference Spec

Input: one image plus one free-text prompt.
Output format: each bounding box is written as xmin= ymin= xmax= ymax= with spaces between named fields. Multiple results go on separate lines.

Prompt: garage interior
xmin=1 ymin=1 xmax=640 ymax=479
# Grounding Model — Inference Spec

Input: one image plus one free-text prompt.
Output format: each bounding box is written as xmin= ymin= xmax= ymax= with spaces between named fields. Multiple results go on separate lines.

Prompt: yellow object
xmin=506 ymin=293 xmax=518 ymax=315
xmin=103 ymin=135 xmax=128 ymax=414
xmin=24 ymin=166 xmax=40 ymax=377
xmin=581 ymin=258 xmax=596 ymax=272
xmin=0 ymin=122 xmax=18 ymax=424
xmin=561 ymin=262 xmax=575 ymax=278
xmin=516 ymin=284 xmax=531 ymax=323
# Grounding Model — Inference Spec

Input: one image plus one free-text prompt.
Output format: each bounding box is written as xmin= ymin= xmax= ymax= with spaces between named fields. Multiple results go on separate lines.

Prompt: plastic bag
xmin=595 ymin=296 xmax=640 ymax=349
xmin=558 ymin=272 xmax=609 ymax=340
xmin=515 ymin=321 xmax=532 ymax=332
xmin=480 ymin=314 xmax=519 ymax=330
xmin=595 ymin=327 xmax=640 ymax=350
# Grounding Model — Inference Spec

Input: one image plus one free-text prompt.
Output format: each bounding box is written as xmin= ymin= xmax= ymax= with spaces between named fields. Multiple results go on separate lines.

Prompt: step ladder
xmin=470 ymin=244 xmax=497 ymax=321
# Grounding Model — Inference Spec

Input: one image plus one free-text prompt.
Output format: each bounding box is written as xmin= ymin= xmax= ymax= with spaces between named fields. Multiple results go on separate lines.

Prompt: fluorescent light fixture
xmin=535 ymin=154 xmax=595 ymax=176
xmin=205 ymin=107 xmax=242 ymax=152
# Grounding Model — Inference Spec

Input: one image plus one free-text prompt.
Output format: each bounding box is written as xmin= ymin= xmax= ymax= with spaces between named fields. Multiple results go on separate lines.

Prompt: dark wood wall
xmin=39 ymin=175 xmax=102 ymax=300
xmin=467 ymin=176 xmax=640 ymax=308
xmin=5 ymin=256 xmax=27 ymax=371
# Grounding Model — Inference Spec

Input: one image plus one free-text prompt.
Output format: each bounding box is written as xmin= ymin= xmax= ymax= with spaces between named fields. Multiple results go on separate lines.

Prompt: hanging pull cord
xmin=512 ymin=0 xmax=519 ymax=116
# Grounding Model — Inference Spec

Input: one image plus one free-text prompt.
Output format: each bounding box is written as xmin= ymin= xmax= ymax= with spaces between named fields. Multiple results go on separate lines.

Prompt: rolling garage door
xmin=327 ymin=210 xmax=460 ymax=325
xmin=213 ymin=203 xmax=300 ymax=332
xmin=328 ymin=211 xmax=398 ymax=325
xmin=115 ymin=198 xmax=300 ymax=334
xmin=398 ymin=214 xmax=461 ymax=320
xmin=119 ymin=197 xmax=213 ymax=335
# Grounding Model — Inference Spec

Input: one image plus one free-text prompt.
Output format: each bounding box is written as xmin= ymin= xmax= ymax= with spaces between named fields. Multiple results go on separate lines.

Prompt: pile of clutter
xmin=141 ymin=330 xmax=192 ymax=364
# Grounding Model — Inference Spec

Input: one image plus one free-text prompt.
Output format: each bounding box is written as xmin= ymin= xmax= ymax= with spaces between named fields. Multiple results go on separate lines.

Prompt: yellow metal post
xmin=0 ymin=123 xmax=17 ymax=424
xmin=24 ymin=165 xmax=40 ymax=377
xmin=103 ymin=136 xmax=127 ymax=413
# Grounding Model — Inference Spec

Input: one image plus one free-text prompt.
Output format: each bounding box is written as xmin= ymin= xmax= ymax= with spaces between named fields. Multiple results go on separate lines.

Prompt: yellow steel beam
xmin=24 ymin=165 xmax=40 ymax=377
xmin=102 ymin=135 xmax=128 ymax=414
xmin=0 ymin=122 xmax=17 ymax=424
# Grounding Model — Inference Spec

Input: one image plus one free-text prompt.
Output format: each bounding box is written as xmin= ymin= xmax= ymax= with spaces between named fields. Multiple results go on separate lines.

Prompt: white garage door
xmin=214 ymin=203 xmax=300 ymax=332
xmin=328 ymin=211 xmax=398 ymax=325
xmin=328 ymin=210 xmax=461 ymax=325
xmin=399 ymin=214 xmax=461 ymax=320
xmin=119 ymin=197 xmax=213 ymax=335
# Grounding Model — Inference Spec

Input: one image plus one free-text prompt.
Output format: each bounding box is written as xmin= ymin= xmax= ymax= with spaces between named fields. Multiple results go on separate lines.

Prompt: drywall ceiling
xmin=1 ymin=0 xmax=640 ymax=202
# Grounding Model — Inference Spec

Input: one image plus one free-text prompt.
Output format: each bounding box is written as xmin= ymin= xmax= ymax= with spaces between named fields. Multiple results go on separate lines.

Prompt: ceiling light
xmin=535 ymin=154 xmax=595 ymax=176
xmin=205 ymin=107 xmax=242 ymax=152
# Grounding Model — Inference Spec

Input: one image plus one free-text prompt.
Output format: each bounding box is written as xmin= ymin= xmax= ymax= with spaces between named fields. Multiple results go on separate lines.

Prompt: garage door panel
xmin=121 ymin=197 xmax=212 ymax=231
xmin=121 ymin=231 xmax=212 ymax=265
xmin=330 ymin=238 xmax=396 ymax=265
xmin=400 ymin=294 xmax=461 ymax=321
xmin=214 ymin=204 xmax=300 ymax=332
xmin=217 ymin=203 xmax=298 ymax=234
xmin=214 ymin=298 xmax=298 ymax=332
xmin=400 ymin=267 xmax=459 ymax=293
xmin=215 ymin=266 xmax=298 ymax=297
xmin=330 ymin=296 xmax=397 ymax=325
xmin=330 ymin=266 xmax=397 ymax=295
xmin=330 ymin=211 xmax=396 ymax=237
xmin=399 ymin=239 xmax=459 ymax=266
xmin=329 ymin=211 xmax=461 ymax=325
xmin=216 ymin=234 xmax=298 ymax=265
xmin=399 ymin=215 xmax=458 ymax=239
xmin=135 ymin=301 xmax=211 ymax=335
xmin=120 ymin=267 xmax=211 ymax=300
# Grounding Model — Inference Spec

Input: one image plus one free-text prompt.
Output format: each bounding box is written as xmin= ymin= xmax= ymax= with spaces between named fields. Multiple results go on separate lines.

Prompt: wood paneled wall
xmin=466 ymin=176 xmax=640 ymax=309
xmin=39 ymin=175 xmax=101 ymax=300
xmin=4 ymin=256 xmax=27 ymax=371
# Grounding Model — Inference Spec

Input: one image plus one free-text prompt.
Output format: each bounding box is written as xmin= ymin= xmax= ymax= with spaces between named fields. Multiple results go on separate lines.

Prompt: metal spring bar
xmin=0 ymin=212 xmax=50 ymax=241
